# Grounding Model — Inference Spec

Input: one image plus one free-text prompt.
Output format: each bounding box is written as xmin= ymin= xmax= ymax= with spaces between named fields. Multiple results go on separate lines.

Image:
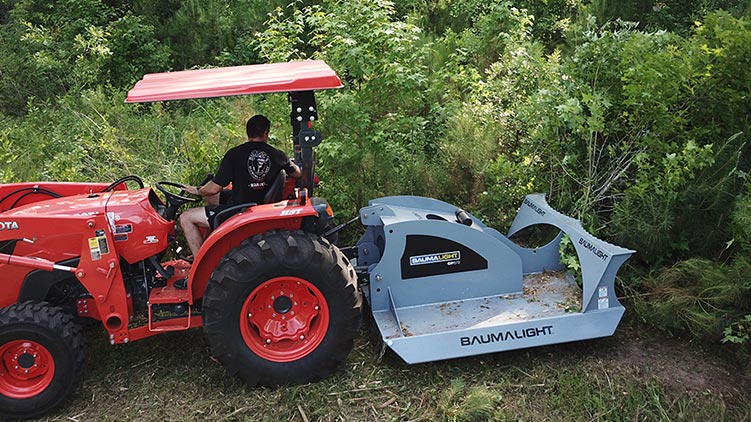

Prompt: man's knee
xmin=178 ymin=209 xmax=193 ymax=228
xmin=180 ymin=207 xmax=209 ymax=228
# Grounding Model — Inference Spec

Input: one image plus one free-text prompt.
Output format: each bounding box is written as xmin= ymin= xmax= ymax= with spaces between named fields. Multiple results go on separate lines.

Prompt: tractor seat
xmin=209 ymin=171 xmax=287 ymax=229
xmin=262 ymin=171 xmax=286 ymax=204
xmin=210 ymin=203 xmax=254 ymax=229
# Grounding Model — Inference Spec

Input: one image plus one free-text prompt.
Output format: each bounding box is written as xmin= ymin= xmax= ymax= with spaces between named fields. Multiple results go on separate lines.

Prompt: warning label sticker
xmin=598 ymin=286 xmax=609 ymax=309
xmin=88 ymin=235 xmax=110 ymax=261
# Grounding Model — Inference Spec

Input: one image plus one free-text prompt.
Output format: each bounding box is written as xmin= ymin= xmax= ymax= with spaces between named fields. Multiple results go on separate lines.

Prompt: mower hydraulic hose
xmin=323 ymin=216 xmax=360 ymax=238
xmin=0 ymin=252 xmax=77 ymax=273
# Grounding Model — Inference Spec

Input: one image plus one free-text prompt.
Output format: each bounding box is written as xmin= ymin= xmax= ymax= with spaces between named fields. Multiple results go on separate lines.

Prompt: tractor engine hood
xmin=3 ymin=189 xmax=158 ymax=219
xmin=3 ymin=191 xmax=115 ymax=217
xmin=2 ymin=188 xmax=173 ymax=264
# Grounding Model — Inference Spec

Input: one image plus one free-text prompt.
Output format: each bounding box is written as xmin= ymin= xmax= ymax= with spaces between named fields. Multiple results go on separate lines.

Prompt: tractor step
xmin=148 ymin=285 xmax=190 ymax=304
xmin=369 ymin=271 xmax=624 ymax=363
xmin=147 ymin=285 xmax=191 ymax=332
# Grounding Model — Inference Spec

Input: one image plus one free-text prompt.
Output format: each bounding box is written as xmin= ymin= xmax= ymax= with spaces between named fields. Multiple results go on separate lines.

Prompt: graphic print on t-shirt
xmin=247 ymin=149 xmax=271 ymax=181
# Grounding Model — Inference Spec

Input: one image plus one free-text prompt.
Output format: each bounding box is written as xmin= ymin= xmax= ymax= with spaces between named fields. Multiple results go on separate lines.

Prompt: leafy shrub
xmin=633 ymin=256 xmax=751 ymax=341
xmin=254 ymin=0 xmax=533 ymax=217
xmin=590 ymin=0 xmax=751 ymax=34
xmin=723 ymin=315 xmax=751 ymax=345
xmin=0 ymin=0 xmax=169 ymax=115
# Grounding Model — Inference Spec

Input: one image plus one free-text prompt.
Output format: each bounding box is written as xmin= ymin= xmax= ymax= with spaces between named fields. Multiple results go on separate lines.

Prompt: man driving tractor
xmin=179 ymin=114 xmax=301 ymax=256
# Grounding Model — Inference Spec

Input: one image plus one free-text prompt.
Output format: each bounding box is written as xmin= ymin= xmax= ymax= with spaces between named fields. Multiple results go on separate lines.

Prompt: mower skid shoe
xmin=357 ymin=194 xmax=634 ymax=364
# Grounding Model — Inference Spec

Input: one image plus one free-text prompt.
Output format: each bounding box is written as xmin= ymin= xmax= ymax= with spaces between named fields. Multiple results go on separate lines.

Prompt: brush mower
xmin=0 ymin=60 xmax=633 ymax=419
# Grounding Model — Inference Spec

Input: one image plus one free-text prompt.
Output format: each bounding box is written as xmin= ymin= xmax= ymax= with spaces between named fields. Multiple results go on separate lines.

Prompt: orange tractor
xmin=0 ymin=61 xmax=361 ymax=419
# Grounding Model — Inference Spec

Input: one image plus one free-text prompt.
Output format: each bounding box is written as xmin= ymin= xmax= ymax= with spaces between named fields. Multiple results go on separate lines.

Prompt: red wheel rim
xmin=0 ymin=340 xmax=55 ymax=399
xmin=241 ymin=276 xmax=330 ymax=362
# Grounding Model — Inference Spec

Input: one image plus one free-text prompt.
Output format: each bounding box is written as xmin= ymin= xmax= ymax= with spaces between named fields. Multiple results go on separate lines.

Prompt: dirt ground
xmin=611 ymin=329 xmax=751 ymax=402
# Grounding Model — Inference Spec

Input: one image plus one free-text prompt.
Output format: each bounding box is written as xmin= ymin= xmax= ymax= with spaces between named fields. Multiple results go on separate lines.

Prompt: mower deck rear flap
xmin=126 ymin=60 xmax=342 ymax=103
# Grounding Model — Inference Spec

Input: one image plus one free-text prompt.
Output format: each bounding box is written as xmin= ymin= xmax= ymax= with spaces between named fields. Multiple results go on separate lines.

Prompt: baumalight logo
xmin=460 ymin=325 xmax=553 ymax=347
xmin=410 ymin=251 xmax=461 ymax=266
xmin=578 ymin=237 xmax=609 ymax=261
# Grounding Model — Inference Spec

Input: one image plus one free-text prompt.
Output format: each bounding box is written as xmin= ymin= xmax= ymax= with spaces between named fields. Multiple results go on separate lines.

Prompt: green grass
xmin=39 ymin=316 xmax=750 ymax=422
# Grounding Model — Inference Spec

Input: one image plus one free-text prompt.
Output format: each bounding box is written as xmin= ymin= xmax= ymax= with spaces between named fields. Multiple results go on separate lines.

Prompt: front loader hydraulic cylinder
xmin=0 ymin=252 xmax=78 ymax=273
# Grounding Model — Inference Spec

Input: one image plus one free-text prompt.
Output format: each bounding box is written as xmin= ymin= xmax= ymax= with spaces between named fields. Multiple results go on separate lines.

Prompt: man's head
xmin=246 ymin=114 xmax=271 ymax=140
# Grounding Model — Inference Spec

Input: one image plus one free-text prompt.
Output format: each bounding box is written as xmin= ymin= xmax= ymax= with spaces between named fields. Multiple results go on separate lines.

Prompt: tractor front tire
xmin=0 ymin=301 xmax=85 ymax=420
xmin=203 ymin=230 xmax=362 ymax=387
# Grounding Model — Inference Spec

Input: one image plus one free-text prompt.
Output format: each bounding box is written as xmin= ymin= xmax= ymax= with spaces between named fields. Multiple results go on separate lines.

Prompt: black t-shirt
xmin=212 ymin=141 xmax=293 ymax=205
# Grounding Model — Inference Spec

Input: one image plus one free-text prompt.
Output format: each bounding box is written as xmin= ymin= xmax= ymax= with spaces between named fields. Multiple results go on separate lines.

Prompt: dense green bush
xmin=1 ymin=86 xmax=260 ymax=186
xmin=632 ymin=256 xmax=750 ymax=341
xmin=472 ymin=12 xmax=750 ymax=260
xmin=590 ymin=0 xmax=751 ymax=34
xmin=465 ymin=10 xmax=750 ymax=344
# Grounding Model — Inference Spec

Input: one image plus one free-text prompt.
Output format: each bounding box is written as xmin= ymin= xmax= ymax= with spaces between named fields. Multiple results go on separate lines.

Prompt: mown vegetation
xmin=33 ymin=327 xmax=751 ymax=421
xmin=1 ymin=0 xmax=750 ymax=417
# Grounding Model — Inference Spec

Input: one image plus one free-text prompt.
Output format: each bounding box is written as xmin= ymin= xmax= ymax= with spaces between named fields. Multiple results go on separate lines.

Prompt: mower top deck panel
xmin=126 ymin=60 xmax=343 ymax=103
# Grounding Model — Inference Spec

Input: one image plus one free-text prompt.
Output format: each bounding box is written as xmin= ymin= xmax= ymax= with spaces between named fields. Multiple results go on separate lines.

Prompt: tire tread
xmin=0 ymin=301 xmax=85 ymax=420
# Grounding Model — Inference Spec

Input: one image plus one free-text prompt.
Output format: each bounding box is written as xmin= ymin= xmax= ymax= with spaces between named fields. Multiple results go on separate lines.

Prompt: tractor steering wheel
xmin=155 ymin=181 xmax=201 ymax=208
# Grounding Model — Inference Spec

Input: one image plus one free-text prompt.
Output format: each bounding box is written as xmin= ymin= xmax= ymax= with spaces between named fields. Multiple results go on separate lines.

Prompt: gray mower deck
xmin=374 ymin=271 xmax=580 ymax=339
xmin=357 ymin=194 xmax=633 ymax=364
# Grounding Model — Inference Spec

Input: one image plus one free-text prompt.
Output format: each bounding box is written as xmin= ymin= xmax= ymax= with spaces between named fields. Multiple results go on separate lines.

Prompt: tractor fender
xmin=188 ymin=201 xmax=319 ymax=301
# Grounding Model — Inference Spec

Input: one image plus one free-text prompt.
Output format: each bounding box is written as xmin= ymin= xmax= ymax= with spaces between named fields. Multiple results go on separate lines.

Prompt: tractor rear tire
xmin=0 ymin=301 xmax=85 ymax=420
xmin=203 ymin=230 xmax=362 ymax=387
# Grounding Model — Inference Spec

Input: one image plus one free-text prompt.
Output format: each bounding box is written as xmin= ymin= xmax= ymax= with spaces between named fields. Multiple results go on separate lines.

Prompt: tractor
xmin=0 ymin=60 xmax=633 ymax=419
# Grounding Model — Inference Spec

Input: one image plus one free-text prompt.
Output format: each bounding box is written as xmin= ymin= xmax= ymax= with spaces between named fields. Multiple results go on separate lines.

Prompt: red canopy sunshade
xmin=126 ymin=60 xmax=342 ymax=103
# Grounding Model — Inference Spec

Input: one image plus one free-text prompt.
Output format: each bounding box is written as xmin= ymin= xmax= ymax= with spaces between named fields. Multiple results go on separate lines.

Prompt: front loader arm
xmin=1 ymin=213 xmax=131 ymax=343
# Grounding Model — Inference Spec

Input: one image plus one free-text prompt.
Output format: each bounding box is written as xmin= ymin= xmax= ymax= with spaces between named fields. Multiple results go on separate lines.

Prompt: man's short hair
xmin=246 ymin=115 xmax=271 ymax=139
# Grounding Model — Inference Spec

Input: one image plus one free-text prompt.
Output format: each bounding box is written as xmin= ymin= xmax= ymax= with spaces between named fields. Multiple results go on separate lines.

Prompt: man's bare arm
xmin=287 ymin=162 xmax=302 ymax=179
xmin=182 ymin=181 xmax=223 ymax=196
